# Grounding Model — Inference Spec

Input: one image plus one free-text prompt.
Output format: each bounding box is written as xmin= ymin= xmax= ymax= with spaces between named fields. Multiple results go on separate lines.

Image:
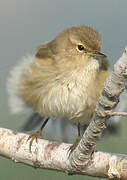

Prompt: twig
xmin=107 ymin=111 xmax=127 ymax=117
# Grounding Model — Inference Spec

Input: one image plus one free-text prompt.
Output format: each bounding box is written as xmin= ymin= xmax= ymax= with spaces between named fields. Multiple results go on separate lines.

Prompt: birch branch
xmin=0 ymin=127 xmax=127 ymax=179
xmin=1 ymin=47 xmax=127 ymax=179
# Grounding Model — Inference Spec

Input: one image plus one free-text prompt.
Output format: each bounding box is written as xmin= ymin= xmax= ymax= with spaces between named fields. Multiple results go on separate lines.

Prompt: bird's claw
xmin=27 ymin=129 xmax=42 ymax=152
xmin=68 ymin=137 xmax=81 ymax=157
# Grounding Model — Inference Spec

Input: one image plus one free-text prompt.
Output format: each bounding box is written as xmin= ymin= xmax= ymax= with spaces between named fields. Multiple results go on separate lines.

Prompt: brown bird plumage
xmin=8 ymin=26 xmax=109 ymax=145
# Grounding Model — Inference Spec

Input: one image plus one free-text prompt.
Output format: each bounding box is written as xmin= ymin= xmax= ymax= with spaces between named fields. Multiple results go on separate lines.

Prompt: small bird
xmin=7 ymin=26 xmax=109 ymax=151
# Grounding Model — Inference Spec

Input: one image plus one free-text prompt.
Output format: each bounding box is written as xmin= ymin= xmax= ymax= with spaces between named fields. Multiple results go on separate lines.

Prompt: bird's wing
xmin=35 ymin=44 xmax=53 ymax=59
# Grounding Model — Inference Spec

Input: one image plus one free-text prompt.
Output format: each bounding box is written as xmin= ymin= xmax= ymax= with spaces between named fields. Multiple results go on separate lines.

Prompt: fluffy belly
xmin=39 ymin=83 xmax=98 ymax=125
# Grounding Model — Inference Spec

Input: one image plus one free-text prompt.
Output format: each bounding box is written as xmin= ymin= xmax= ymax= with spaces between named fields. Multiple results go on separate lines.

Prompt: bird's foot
xmin=68 ymin=137 xmax=81 ymax=155
xmin=27 ymin=129 xmax=42 ymax=152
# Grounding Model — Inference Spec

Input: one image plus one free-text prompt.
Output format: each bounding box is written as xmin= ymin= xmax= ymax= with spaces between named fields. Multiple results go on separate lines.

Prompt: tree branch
xmin=1 ymin=47 xmax=127 ymax=179
xmin=0 ymin=127 xmax=127 ymax=179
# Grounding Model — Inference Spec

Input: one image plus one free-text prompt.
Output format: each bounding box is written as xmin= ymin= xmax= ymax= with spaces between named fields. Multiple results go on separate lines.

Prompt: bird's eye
xmin=76 ymin=44 xmax=85 ymax=52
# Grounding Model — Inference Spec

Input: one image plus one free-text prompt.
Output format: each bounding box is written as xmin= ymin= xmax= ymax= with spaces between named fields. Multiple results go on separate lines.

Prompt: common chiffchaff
xmin=8 ymin=26 xmax=109 ymax=149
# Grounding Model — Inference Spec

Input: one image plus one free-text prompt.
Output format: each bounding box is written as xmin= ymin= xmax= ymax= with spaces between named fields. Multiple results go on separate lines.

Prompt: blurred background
xmin=0 ymin=0 xmax=127 ymax=179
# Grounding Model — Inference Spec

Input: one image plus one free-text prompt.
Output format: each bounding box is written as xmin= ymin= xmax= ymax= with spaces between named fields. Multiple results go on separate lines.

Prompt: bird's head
xmin=36 ymin=26 xmax=108 ymax=71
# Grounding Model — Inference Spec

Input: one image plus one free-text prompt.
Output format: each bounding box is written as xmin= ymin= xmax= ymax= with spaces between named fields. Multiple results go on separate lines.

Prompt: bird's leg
xmin=27 ymin=117 xmax=49 ymax=152
xmin=78 ymin=122 xmax=81 ymax=137
xmin=69 ymin=122 xmax=81 ymax=153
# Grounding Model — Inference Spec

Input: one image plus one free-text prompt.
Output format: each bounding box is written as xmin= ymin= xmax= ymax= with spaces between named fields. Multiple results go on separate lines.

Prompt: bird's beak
xmin=92 ymin=51 xmax=107 ymax=58
xmin=86 ymin=50 xmax=107 ymax=58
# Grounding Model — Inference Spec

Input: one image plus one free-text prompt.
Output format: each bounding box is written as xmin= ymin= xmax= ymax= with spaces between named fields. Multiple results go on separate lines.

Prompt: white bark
xmin=1 ymin=47 xmax=127 ymax=179
xmin=0 ymin=127 xmax=127 ymax=179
